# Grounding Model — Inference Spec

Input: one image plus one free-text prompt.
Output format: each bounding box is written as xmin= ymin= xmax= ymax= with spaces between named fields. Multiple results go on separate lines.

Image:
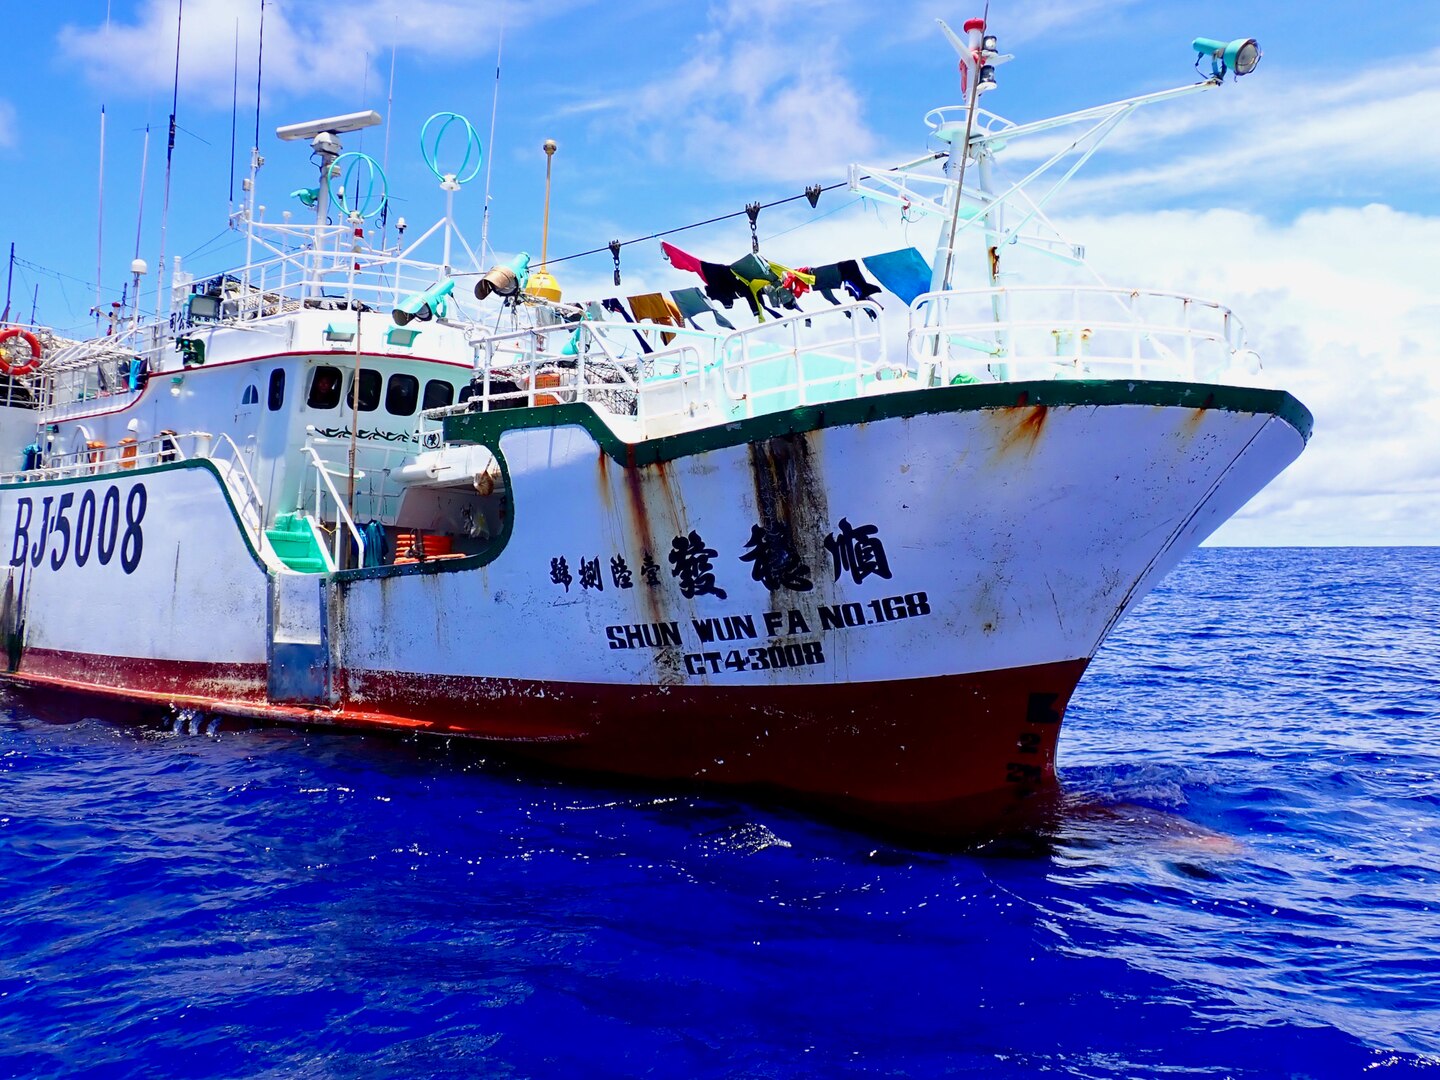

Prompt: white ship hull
xmin=0 ymin=380 xmax=1309 ymax=833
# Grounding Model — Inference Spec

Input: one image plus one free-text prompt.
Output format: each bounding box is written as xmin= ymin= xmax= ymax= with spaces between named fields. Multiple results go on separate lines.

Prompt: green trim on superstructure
xmin=441 ymin=379 xmax=1313 ymax=466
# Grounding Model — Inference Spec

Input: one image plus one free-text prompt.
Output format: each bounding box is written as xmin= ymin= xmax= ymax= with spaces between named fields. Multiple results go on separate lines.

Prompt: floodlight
xmin=275 ymin=111 xmax=382 ymax=142
xmin=392 ymin=279 xmax=456 ymax=326
xmin=1226 ymin=38 xmax=1261 ymax=76
xmin=474 ymin=253 xmax=532 ymax=300
xmin=187 ymin=294 xmax=221 ymax=321
xmin=1192 ymin=36 xmax=1262 ymax=80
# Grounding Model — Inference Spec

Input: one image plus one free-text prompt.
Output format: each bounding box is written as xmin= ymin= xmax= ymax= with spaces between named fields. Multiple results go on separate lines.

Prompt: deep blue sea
xmin=2 ymin=548 xmax=1437 ymax=1078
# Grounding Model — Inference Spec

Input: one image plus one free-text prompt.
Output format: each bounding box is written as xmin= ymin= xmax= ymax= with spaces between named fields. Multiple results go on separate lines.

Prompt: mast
xmin=480 ymin=13 xmax=505 ymax=264
xmin=155 ymin=0 xmax=185 ymax=325
xmin=130 ymin=125 xmax=151 ymax=332
xmin=243 ymin=0 xmax=265 ymax=293
xmin=96 ymin=2 xmax=110 ymax=328
xmin=97 ymin=105 xmax=107 ymax=328
xmin=380 ymin=33 xmax=397 ymax=249
xmin=228 ymin=18 xmax=240 ymax=214
xmin=3 ymin=243 xmax=13 ymax=324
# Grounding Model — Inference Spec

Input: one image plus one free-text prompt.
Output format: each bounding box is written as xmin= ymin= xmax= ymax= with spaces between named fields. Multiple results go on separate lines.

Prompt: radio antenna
xmin=380 ymin=31 xmax=397 ymax=247
xmin=155 ymin=0 xmax=184 ymax=322
xmin=96 ymin=105 xmax=107 ymax=328
xmin=95 ymin=2 xmax=112 ymax=326
xmin=228 ymin=17 xmax=240 ymax=212
xmin=480 ymin=12 xmax=505 ymax=264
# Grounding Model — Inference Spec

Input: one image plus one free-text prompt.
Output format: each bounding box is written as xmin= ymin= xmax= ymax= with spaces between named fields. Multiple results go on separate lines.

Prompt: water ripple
xmin=1 ymin=548 xmax=1438 ymax=1075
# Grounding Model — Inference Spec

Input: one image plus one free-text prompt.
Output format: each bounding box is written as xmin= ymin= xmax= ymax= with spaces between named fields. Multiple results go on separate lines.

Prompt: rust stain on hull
xmin=995 ymin=404 xmax=1050 ymax=456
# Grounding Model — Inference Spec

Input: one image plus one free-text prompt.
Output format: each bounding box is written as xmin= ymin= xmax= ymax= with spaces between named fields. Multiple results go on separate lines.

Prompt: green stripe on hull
xmin=442 ymin=379 xmax=1313 ymax=466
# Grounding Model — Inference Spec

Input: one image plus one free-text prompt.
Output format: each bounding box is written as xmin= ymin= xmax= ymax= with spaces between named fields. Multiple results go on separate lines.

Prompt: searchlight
xmin=392 ymin=279 xmax=455 ymax=326
xmin=1192 ymin=37 xmax=1261 ymax=81
xmin=473 ymin=253 xmax=532 ymax=301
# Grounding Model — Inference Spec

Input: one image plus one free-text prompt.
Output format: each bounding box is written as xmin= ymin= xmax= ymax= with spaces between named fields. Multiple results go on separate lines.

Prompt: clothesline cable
xmin=541 ymin=155 xmax=945 ymax=269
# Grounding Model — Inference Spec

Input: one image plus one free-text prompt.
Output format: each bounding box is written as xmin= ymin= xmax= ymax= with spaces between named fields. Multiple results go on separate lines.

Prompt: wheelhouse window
xmin=422 ymin=378 xmax=455 ymax=411
xmin=307 ymin=365 xmax=343 ymax=409
xmin=348 ymin=368 xmax=382 ymax=412
xmin=385 ymin=373 xmax=419 ymax=416
xmin=267 ymin=368 xmax=286 ymax=411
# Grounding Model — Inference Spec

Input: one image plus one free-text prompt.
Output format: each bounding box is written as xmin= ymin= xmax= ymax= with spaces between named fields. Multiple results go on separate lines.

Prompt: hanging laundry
xmin=763 ymin=260 xmax=815 ymax=309
xmin=660 ymin=241 xmax=705 ymax=275
xmin=730 ymin=254 xmax=787 ymax=321
xmin=698 ymin=260 xmax=748 ymax=311
xmin=602 ymin=297 xmax=653 ymax=353
xmin=778 ymin=268 xmax=814 ymax=301
xmin=812 ymin=260 xmax=882 ymax=305
xmin=671 ymin=288 xmax=736 ymax=331
xmin=627 ymin=293 xmax=686 ymax=344
xmin=862 ymin=248 xmax=934 ymax=306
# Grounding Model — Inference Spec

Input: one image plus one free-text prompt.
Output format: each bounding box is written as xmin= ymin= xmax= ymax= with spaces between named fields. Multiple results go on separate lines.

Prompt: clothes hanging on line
xmin=698 ymin=260 xmax=746 ymax=309
xmin=627 ymin=293 xmax=686 ymax=345
xmin=861 ymin=247 xmax=933 ymax=306
xmin=730 ymin=254 xmax=787 ymax=321
xmin=660 ymin=241 xmax=704 ymax=274
xmin=672 ymin=287 xmax=736 ymax=331
xmin=811 ymin=260 xmax=882 ymax=305
xmin=602 ymin=297 xmax=653 ymax=353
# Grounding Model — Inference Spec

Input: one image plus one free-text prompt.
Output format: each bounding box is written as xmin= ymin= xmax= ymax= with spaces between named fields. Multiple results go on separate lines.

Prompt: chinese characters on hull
xmin=550 ymin=518 xmax=890 ymax=598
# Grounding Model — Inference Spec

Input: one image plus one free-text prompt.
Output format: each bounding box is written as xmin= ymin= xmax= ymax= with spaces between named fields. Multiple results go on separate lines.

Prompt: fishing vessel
xmin=0 ymin=23 xmax=1306 ymax=835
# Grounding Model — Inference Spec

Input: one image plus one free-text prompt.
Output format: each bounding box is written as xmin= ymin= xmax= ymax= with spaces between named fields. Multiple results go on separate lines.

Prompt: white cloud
xmin=600 ymin=1 xmax=879 ymax=184
xmin=57 ymin=0 xmax=564 ymax=108
xmin=880 ymin=0 xmax=1146 ymax=48
xmin=0 ymin=99 xmax=15 ymax=149
xmin=1066 ymin=203 xmax=1440 ymax=545
xmin=1009 ymin=47 xmax=1440 ymax=207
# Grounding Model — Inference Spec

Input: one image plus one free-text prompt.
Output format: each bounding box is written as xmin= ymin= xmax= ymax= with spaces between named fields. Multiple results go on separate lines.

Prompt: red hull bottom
xmin=6 ymin=650 xmax=1088 ymax=838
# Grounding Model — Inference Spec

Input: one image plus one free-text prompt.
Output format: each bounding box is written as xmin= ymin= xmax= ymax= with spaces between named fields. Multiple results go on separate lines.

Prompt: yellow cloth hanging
xmin=627 ymin=293 xmax=685 ymax=344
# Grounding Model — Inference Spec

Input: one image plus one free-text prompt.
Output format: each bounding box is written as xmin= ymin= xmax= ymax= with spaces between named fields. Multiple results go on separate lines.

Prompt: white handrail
xmin=908 ymin=285 xmax=1250 ymax=385
xmin=716 ymin=301 xmax=889 ymax=418
xmin=205 ymin=432 xmax=266 ymax=533
xmin=298 ymin=444 xmax=366 ymax=569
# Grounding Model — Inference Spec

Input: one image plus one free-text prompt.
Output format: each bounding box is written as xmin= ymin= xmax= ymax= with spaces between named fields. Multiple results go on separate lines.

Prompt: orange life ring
xmin=0 ymin=328 xmax=42 ymax=376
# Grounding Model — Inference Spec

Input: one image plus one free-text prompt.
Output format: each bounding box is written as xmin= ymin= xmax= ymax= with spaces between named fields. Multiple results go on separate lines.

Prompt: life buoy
xmin=0 ymin=327 xmax=42 ymax=377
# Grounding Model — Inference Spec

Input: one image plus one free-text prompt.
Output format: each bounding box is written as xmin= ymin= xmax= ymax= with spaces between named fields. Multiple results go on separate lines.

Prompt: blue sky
xmin=1 ymin=1 xmax=1437 ymax=544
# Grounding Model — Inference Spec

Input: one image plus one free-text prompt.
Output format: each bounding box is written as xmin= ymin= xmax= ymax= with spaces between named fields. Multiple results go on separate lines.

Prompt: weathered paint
xmin=0 ymin=382 xmax=1311 ymax=833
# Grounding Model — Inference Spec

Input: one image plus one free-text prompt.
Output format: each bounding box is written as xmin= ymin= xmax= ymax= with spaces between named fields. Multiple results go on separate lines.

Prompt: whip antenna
xmin=155 ymin=0 xmax=184 ymax=322
xmin=480 ymin=12 xmax=505 ymax=265
xmin=228 ymin=17 xmax=239 ymax=212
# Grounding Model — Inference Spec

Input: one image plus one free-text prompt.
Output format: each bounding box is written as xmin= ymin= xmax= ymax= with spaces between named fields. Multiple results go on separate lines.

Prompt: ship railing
xmin=0 ymin=430 xmax=264 ymax=539
xmin=0 ymin=321 xmax=61 ymax=411
xmin=296 ymin=443 xmax=366 ymax=569
xmin=416 ymin=303 xmax=897 ymax=439
xmin=436 ymin=322 xmax=655 ymax=418
xmin=907 ymin=286 xmax=1255 ymax=385
xmin=204 ymin=432 xmax=267 ymax=536
xmin=303 ymin=432 xmax=413 ymax=525
xmin=429 ymin=319 xmax=722 ymax=438
xmin=34 ymin=333 xmax=174 ymax=423
xmin=715 ymin=301 xmax=893 ymax=420
xmin=174 ymin=241 xmax=471 ymax=331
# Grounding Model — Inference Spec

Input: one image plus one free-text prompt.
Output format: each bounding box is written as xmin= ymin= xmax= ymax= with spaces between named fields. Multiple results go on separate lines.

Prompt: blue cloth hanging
xmin=861 ymin=248 xmax=934 ymax=306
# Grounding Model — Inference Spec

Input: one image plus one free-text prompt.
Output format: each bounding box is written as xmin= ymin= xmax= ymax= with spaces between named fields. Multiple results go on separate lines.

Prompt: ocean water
xmin=1 ymin=547 xmax=1437 ymax=1078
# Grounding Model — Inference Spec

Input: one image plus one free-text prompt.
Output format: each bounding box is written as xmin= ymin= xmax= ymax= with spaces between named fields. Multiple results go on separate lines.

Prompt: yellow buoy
xmin=525 ymin=267 xmax=562 ymax=302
